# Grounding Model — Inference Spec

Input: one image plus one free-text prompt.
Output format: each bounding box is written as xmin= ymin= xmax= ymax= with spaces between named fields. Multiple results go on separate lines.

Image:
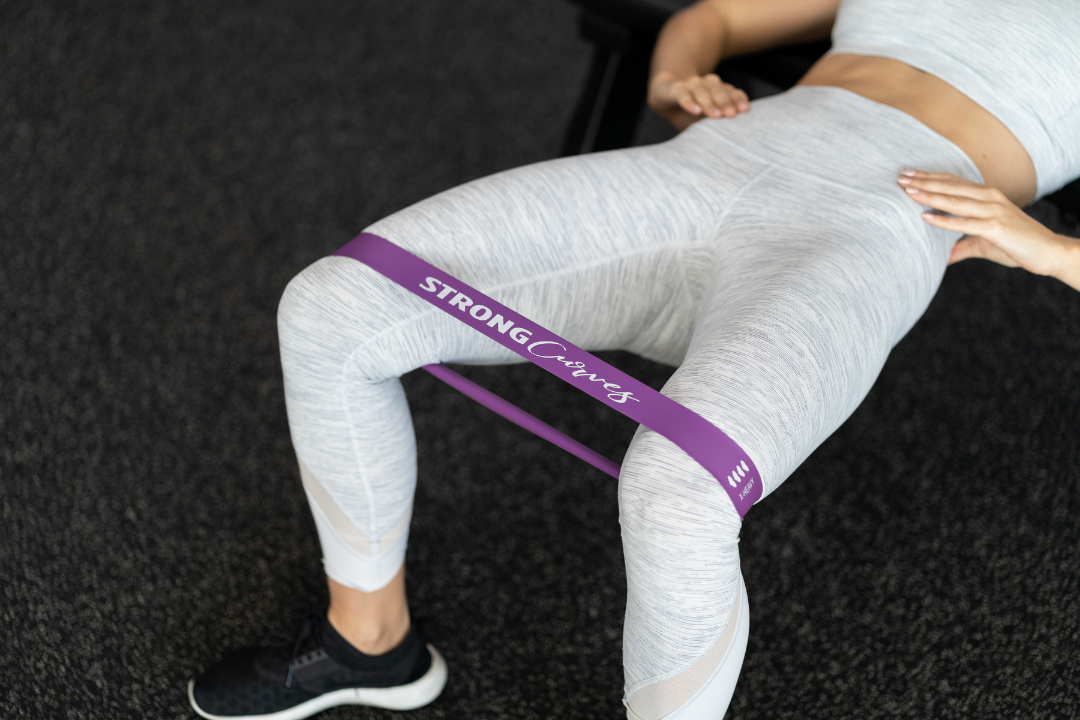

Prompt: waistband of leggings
xmin=688 ymin=85 xmax=984 ymax=194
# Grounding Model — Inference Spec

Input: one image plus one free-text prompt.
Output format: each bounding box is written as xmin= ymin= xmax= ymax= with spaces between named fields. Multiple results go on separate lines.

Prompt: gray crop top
xmin=830 ymin=0 xmax=1080 ymax=200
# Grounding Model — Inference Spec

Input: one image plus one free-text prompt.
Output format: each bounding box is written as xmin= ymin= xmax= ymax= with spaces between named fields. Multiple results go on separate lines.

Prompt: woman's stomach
xmin=796 ymin=53 xmax=1037 ymax=205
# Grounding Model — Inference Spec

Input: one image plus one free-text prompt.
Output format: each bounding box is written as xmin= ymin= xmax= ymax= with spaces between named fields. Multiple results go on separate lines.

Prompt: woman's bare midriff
xmin=797 ymin=53 xmax=1037 ymax=205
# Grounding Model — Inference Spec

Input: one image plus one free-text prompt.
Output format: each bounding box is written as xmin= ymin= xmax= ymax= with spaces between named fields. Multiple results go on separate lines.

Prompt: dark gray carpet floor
xmin=2 ymin=1 xmax=1079 ymax=718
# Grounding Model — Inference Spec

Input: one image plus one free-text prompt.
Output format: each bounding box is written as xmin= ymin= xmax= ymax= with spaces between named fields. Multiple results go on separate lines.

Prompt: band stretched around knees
xmin=334 ymin=232 xmax=762 ymax=519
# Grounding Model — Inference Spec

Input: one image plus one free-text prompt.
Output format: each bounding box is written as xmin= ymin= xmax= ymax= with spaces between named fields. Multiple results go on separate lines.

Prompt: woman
xmin=189 ymin=1 xmax=1080 ymax=718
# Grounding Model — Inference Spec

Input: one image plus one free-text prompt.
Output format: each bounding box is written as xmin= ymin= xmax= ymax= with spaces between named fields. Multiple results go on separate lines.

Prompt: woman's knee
xmin=618 ymin=428 xmax=742 ymax=562
xmin=279 ymin=256 xmax=373 ymax=347
xmin=277 ymin=255 xmax=433 ymax=374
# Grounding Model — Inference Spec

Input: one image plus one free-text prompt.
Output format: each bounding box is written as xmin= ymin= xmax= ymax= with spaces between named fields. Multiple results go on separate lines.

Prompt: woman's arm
xmin=900 ymin=171 xmax=1080 ymax=292
xmin=648 ymin=0 xmax=840 ymax=130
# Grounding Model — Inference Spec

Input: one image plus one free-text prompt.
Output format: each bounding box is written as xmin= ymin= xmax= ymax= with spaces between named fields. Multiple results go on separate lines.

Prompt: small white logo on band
xmin=727 ymin=460 xmax=749 ymax=487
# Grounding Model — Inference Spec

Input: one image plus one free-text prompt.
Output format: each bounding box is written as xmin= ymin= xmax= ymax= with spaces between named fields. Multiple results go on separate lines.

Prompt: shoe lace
xmin=264 ymin=611 xmax=321 ymax=689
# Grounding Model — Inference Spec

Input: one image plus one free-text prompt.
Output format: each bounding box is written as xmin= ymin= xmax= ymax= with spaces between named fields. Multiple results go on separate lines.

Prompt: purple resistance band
xmin=334 ymin=232 xmax=762 ymax=519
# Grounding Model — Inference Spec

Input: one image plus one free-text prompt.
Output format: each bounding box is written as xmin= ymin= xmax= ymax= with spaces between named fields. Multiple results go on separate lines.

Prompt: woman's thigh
xmin=618 ymin=163 xmax=960 ymax=703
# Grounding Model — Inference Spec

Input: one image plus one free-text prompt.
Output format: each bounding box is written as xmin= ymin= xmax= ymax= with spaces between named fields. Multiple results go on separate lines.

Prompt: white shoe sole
xmin=188 ymin=644 xmax=448 ymax=720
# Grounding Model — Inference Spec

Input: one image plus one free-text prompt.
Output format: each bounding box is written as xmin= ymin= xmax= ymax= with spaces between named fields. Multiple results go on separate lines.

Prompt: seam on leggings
xmin=714 ymin=162 xmax=779 ymax=232
xmin=694 ymin=126 xmax=937 ymax=240
xmin=699 ymin=156 xmax=930 ymax=267
xmin=669 ymin=162 xmax=776 ymax=321
xmin=673 ymin=250 xmax=697 ymax=337
xmin=704 ymin=162 xmax=779 ymax=250
xmin=702 ymin=129 xmax=928 ymax=204
xmin=670 ymin=162 xmax=771 ymax=318
xmin=339 ymin=367 xmax=380 ymax=538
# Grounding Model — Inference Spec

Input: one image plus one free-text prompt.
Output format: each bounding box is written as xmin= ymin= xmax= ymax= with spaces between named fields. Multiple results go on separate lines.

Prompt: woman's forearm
xmin=650 ymin=0 xmax=838 ymax=87
xmin=650 ymin=3 xmax=729 ymax=85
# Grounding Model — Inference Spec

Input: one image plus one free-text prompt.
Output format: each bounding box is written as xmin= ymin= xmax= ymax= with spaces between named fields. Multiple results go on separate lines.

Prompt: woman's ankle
xmin=326 ymin=566 xmax=412 ymax=655
xmin=326 ymin=604 xmax=411 ymax=655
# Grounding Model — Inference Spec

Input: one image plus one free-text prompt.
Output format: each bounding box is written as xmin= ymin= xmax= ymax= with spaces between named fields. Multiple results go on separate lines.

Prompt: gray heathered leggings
xmin=277 ymin=87 xmax=981 ymax=719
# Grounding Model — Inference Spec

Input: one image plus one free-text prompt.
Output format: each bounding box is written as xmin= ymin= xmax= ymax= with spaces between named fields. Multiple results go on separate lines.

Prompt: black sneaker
xmin=188 ymin=611 xmax=447 ymax=719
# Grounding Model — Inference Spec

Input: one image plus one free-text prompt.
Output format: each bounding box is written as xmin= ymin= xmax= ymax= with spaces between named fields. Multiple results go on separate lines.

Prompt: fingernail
xmin=905 ymin=187 xmax=920 ymax=194
xmin=901 ymin=170 xmax=917 ymax=176
xmin=897 ymin=177 xmax=912 ymax=185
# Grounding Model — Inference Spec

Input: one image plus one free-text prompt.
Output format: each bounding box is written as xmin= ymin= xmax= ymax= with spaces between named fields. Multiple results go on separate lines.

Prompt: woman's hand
xmin=646 ymin=0 xmax=836 ymax=131
xmin=648 ymin=71 xmax=749 ymax=131
xmin=899 ymin=170 xmax=1080 ymax=291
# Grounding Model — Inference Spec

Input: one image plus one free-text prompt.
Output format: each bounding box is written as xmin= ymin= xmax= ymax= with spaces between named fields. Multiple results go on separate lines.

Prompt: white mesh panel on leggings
xmin=625 ymin=577 xmax=747 ymax=720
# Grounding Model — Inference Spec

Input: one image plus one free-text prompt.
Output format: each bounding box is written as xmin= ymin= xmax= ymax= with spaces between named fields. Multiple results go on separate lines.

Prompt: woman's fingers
xmin=702 ymin=74 xmax=749 ymax=116
xmin=919 ymin=209 xmax=1003 ymax=240
xmin=729 ymin=84 xmax=750 ymax=112
xmin=676 ymin=75 xmax=749 ymax=118
xmin=899 ymin=171 xmax=1004 ymax=203
xmin=700 ymin=75 xmax=730 ymax=116
xmin=899 ymin=171 xmax=1003 ymax=205
xmin=947 ymin=235 xmax=1020 ymax=267
xmin=902 ymin=177 xmax=983 ymax=199
xmin=674 ymin=83 xmax=703 ymax=115
xmin=903 ymin=186 xmax=1000 ymax=218
xmin=899 ymin=170 xmax=974 ymax=184
xmin=689 ymin=81 xmax=719 ymax=115
xmin=648 ymin=73 xmax=749 ymax=129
